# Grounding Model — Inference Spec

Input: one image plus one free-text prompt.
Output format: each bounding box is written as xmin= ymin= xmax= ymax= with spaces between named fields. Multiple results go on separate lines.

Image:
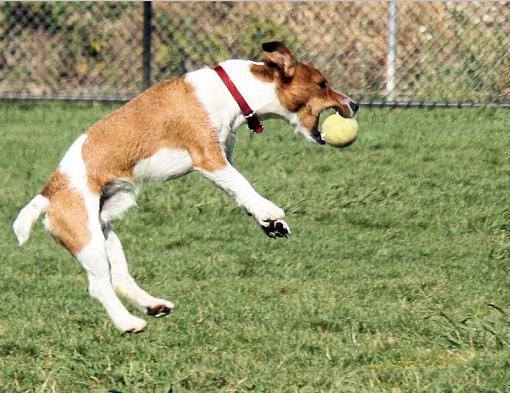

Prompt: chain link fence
xmin=1 ymin=1 xmax=509 ymax=107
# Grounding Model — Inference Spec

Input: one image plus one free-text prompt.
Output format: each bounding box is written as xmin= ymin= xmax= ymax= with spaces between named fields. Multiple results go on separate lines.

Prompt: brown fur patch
xmin=251 ymin=63 xmax=274 ymax=83
xmin=41 ymin=170 xmax=68 ymax=198
xmin=82 ymin=76 xmax=226 ymax=194
xmin=42 ymin=171 xmax=91 ymax=255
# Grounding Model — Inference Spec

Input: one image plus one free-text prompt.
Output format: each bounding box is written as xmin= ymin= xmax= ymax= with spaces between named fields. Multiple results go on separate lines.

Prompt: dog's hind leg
xmin=103 ymin=225 xmax=174 ymax=317
xmin=45 ymin=182 xmax=147 ymax=333
xmin=78 ymin=236 xmax=147 ymax=332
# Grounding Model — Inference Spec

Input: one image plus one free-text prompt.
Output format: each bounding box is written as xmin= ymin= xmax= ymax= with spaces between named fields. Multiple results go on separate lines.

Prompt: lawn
xmin=0 ymin=101 xmax=509 ymax=392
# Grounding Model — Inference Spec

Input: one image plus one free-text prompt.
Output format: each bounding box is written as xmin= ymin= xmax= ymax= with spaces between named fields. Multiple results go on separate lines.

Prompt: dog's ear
xmin=262 ymin=42 xmax=297 ymax=80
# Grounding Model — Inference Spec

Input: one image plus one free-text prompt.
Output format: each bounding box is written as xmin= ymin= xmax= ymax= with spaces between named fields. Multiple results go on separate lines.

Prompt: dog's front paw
xmin=250 ymin=198 xmax=285 ymax=224
xmin=244 ymin=196 xmax=289 ymax=237
xmin=261 ymin=219 xmax=291 ymax=238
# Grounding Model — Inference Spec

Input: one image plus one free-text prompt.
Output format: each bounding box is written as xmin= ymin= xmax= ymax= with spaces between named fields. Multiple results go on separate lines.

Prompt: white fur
xmin=58 ymin=134 xmax=101 ymax=235
xmin=12 ymin=194 xmax=50 ymax=245
xmin=59 ymin=134 xmax=88 ymax=190
xmin=200 ymin=164 xmax=285 ymax=227
xmin=133 ymin=148 xmax=192 ymax=181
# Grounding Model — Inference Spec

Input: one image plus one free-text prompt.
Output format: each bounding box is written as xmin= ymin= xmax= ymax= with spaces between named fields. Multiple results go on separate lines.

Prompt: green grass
xmin=1 ymin=101 xmax=509 ymax=392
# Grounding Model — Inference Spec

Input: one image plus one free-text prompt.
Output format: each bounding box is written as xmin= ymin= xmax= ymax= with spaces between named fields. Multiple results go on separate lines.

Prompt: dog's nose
xmin=349 ymin=100 xmax=359 ymax=114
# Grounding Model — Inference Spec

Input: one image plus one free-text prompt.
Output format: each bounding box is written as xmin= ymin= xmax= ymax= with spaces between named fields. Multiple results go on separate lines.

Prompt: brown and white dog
xmin=13 ymin=42 xmax=358 ymax=333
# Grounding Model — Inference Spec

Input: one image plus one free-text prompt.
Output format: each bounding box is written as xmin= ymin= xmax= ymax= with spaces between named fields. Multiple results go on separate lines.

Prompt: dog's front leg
xmin=200 ymin=163 xmax=290 ymax=238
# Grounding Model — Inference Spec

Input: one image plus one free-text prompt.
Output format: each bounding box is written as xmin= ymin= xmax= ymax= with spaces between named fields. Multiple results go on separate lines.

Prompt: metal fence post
xmin=386 ymin=0 xmax=397 ymax=102
xmin=143 ymin=1 xmax=152 ymax=91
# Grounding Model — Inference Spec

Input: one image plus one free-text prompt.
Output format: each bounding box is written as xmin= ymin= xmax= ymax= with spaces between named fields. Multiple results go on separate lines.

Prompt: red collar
xmin=213 ymin=65 xmax=264 ymax=133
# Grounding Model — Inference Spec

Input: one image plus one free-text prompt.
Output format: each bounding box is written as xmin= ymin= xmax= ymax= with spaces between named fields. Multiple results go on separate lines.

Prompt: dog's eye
xmin=319 ymin=81 xmax=328 ymax=89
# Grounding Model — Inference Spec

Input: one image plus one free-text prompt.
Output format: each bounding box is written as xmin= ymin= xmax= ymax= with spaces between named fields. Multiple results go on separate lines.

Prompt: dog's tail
xmin=13 ymin=194 xmax=50 ymax=246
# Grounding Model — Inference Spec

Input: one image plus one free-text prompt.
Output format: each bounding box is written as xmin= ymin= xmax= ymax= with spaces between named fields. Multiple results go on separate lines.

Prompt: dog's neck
xmin=217 ymin=60 xmax=289 ymax=118
xmin=186 ymin=60 xmax=293 ymax=138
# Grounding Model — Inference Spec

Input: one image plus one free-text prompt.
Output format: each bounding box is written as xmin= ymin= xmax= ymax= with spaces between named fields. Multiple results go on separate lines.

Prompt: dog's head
xmin=253 ymin=41 xmax=358 ymax=144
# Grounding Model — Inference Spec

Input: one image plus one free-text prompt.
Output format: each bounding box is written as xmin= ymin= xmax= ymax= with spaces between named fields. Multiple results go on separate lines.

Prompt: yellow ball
xmin=321 ymin=113 xmax=359 ymax=148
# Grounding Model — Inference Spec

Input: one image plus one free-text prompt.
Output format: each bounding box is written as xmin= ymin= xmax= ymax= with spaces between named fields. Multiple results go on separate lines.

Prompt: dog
xmin=13 ymin=42 xmax=358 ymax=333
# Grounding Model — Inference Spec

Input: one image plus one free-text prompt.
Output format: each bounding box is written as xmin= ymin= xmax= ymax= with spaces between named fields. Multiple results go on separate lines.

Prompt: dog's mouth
xmin=311 ymin=123 xmax=326 ymax=145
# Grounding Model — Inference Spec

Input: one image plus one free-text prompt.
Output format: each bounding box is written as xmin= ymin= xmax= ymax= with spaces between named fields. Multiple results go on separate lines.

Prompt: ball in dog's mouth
xmin=315 ymin=108 xmax=358 ymax=148
xmin=321 ymin=113 xmax=358 ymax=148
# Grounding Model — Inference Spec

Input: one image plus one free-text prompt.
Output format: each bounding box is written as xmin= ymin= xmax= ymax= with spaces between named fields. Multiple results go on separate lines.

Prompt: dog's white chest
xmin=133 ymin=148 xmax=192 ymax=181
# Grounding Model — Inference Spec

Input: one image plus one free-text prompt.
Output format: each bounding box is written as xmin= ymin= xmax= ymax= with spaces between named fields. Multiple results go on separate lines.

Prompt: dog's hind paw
xmin=116 ymin=315 xmax=147 ymax=334
xmin=261 ymin=219 xmax=290 ymax=239
xmin=146 ymin=300 xmax=175 ymax=318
